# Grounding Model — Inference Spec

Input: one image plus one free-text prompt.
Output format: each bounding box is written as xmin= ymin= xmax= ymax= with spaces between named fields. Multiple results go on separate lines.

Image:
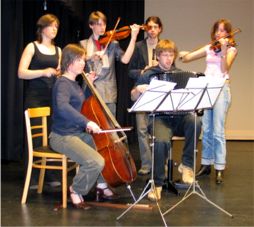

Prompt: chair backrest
xmin=25 ymin=107 xmax=51 ymax=156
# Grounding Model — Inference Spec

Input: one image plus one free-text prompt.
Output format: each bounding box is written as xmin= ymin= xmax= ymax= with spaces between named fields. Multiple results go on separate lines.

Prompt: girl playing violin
xmin=179 ymin=18 xmax=238 ymax=184
xmin=80 ymin=11 xmax=140 ymax=116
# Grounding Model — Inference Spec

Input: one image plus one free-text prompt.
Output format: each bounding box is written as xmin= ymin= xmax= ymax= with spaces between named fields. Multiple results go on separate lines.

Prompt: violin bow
xmin=103 ymin=17 xmax=121 ymax=54
xmin=180 ymin=27 xmax=242 ymax=60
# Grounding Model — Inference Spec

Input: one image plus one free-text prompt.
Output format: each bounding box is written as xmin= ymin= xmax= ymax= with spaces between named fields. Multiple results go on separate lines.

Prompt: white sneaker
xmin=148 ymin=186 xmax=162 ymax=201
xmin=178 ymin=163 xmax=194 ymax=184
xmin=47 ymin=181 xmax=61 ymax=187
xmin=29 ymin=181 xmax=61 ymax=190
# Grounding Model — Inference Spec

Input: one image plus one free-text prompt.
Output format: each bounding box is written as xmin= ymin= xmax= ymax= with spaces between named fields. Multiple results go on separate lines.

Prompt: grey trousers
xmin=49 ymin=131 xmax=105 ymax=195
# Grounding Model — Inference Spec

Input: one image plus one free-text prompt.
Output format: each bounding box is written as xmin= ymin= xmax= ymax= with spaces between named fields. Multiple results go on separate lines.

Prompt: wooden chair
xmin=21 ymin=107 xmax=77 ymax=208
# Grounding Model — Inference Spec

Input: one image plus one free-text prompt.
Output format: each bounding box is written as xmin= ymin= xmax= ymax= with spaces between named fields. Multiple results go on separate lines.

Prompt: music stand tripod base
xmin=163 ymin=112 xmax=233 ymax=219
xmin=116 ymin=113 xmax=168 ymax=227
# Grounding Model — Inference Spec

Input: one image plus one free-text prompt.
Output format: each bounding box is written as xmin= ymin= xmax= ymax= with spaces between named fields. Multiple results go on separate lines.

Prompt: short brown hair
xmin=61 ymin=44 xmax=86 ymax=73
xmin=88 ymin=11 xmax=107 ymax=25
xmin=36 ymin=14 xmax=59 ymax=43
xmin=155 ymin=39 xmax=178 ymax=60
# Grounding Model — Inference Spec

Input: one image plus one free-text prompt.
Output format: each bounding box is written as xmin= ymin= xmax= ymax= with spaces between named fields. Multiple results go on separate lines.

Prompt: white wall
xmin=145 ymin=0 xmax=254 ymax=140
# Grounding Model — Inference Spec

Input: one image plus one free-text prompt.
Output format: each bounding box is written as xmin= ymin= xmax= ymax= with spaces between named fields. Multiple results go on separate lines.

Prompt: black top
xmin=28 ymin=42 xmax=59 ymax=89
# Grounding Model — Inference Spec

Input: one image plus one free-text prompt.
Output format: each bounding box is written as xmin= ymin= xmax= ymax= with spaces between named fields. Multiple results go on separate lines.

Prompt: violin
xmin=210 ymin=28 xmax=241 ymax=53
xmin=98 ymin=24 xmax=149 ymax=46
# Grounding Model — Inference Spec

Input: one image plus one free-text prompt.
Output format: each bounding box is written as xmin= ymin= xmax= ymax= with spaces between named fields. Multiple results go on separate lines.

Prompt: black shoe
xmin=95 ymin=187 xmax=119 ymax=202
xmin=215 ymin=170 xmax=223 ymax=184
xmin=196 ymin=165 xmax=211 ymax=177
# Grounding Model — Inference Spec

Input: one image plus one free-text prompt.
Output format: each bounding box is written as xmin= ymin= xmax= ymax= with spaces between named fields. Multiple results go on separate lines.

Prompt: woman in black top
xmin=18 ymin=14 xmax=62 ymax=189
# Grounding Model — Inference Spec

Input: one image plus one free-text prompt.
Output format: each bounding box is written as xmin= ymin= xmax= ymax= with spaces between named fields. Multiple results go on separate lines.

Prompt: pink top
xmin=205 ymin=45 xmax=237 ymax=80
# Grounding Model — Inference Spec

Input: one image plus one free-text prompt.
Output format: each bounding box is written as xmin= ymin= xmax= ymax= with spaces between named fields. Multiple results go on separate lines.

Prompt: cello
xmin=80 ymin=72 xmax=137 ymax=187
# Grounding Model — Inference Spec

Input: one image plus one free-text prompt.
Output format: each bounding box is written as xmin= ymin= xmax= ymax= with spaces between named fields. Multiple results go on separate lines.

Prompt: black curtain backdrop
xmin=1 ymin=0 xmax=144 ymax=161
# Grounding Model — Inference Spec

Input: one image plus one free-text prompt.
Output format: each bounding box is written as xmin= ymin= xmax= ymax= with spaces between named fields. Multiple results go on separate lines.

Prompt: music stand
xmin=162 ymin=76 xmax=233 ymax=218
xmin=116 ymin=79 xmax=176 ymax=227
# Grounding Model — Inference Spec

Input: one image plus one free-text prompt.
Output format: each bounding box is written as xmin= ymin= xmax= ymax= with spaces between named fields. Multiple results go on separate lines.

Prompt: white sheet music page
xmin=186 ymin=77 xmax=226 ymax=109
xmin=129 ymin=79 xmax=176 ymax=112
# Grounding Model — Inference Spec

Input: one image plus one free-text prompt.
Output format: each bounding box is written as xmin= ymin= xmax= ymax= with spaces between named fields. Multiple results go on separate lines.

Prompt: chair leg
xmin=165 ymin=146 xmax=179 ymax=195
xmin=62 ymin=156 xmax=67 ymax=208
xmin=37 ymin=158 xmax=46 ymax=193
xmin=21 ymin=161 xmax=33 ymax=204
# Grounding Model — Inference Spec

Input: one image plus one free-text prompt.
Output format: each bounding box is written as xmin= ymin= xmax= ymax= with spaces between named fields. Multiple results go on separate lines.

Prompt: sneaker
xmin=148 ymin=186 xmax=162 ymax=201
xmin=29 ymin=181 xmax=61 ymax=190
xmin=46 ymin=181 xmax=61 ymax=187
xmin=138 ymin=167 xmax=151 ymax=175
xmin=178 ymin=163 xmax=194 ymax=184
xmin=29 ymin=184 xmax=39 ymax=190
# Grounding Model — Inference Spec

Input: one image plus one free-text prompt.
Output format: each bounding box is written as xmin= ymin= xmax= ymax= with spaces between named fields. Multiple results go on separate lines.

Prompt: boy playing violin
xmin=80 ymin=11 xmax=140 ymax=116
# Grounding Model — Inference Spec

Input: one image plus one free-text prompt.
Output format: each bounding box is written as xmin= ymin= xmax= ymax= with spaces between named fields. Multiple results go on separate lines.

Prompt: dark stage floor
xmin=1 ymin=141 xmax=254 ymax=226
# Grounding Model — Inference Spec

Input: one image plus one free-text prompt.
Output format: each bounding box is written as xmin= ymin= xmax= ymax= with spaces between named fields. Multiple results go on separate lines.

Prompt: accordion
xmin=149 ymin=71 xmax=204 ymax=89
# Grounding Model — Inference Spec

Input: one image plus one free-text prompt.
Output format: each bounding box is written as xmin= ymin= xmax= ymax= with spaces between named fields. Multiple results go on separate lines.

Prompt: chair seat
xmin=33 ymin=146 xmax=65 ymax=158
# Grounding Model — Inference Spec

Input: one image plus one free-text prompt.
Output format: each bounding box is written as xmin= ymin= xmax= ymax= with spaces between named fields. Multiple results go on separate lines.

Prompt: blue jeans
xmin=49 ymin=132 xmax=105 ymax=195
xmin=136 ymin=112 xmax=151 ymax=170
xmin=151 ymin=113 xmax=202 ymax=186
xmin=201 ymin=84 xmax=231 ymax=170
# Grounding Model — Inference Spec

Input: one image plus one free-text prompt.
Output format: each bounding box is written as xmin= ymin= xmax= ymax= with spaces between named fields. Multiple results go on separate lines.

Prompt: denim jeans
xmin=201 ymin=84 xmax=231 ymax=170
xmin=49 ymin=132 xmax=105 ymax=195
xmin=151 ymin=113 xmax=202 ymax=186
xmin=136 ymin=112 xmax=151 ymax=170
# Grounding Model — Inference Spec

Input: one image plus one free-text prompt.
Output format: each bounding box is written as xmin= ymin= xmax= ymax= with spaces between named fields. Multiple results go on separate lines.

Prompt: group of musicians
xmin=18 ymin=11 xmax=238 ymax=208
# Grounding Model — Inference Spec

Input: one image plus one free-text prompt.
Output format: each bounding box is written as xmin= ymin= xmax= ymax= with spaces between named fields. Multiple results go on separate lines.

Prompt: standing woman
xmin=18 ymin=14 xmax=62 ymax=188
xmin=179 ymin=18 xmax=238 ymax=184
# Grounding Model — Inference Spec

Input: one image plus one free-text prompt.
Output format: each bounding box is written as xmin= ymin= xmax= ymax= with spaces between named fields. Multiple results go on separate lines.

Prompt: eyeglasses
xmin=147 ymin=25 xmax=160 ymax=30
xmin=160 ymin=53 xmax=174 ymax=58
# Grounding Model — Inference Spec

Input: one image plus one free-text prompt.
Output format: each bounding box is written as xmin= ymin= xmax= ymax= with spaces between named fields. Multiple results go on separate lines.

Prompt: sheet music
xmin=185 ymin=77 xmax=226 ymax=109
xmin=129 ymin=79 xmax=176 ymax=112
xmin=129 ymin=75 xmax=226 ymax=113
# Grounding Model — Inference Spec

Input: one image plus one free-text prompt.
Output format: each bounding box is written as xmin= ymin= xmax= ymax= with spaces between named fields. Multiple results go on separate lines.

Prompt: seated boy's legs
xmin=147 ymin=116 xmax=171 ymax=200
xmin=173 ymin=113 xmax=202 ymax=184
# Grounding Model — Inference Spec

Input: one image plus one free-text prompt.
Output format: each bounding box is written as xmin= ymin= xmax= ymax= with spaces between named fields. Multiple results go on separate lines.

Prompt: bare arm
xmin=179 ymin=46 xmax=207 ymax=63
xmin=121 ymin=24 xmax=140 ymax=64
xmin=18 ymin=43 xmax=59 ymax=79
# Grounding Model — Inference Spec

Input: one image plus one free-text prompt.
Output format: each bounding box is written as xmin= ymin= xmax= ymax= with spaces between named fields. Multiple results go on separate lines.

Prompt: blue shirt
xmin=51 ymin=76 xmax=89 ymax=135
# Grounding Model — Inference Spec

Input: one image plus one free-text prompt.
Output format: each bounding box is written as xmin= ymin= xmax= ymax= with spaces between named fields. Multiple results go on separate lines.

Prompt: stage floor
xmin=1 ymin=141 xmax=254 ymax=226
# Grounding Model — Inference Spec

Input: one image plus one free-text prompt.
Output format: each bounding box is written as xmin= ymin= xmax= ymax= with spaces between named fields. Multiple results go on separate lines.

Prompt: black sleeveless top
xmin=25 ymin=42 xmax=59 ymax=108
xmin=28 ymin=42 xmax=59 ymax=89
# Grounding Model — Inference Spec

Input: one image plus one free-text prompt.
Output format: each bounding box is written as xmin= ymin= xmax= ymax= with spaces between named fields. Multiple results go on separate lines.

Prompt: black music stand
xmin=162 ymin=76 xmax=233 ymax=218
xmin=117 ymin=79 xmax=177 ymax=227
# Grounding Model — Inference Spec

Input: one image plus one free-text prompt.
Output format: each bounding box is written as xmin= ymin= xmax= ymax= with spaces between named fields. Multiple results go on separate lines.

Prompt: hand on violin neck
xmin=86 ymin=121 xmax=101 ymax=134
xmin=130 ymin=24 xmax=140 ymax=40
